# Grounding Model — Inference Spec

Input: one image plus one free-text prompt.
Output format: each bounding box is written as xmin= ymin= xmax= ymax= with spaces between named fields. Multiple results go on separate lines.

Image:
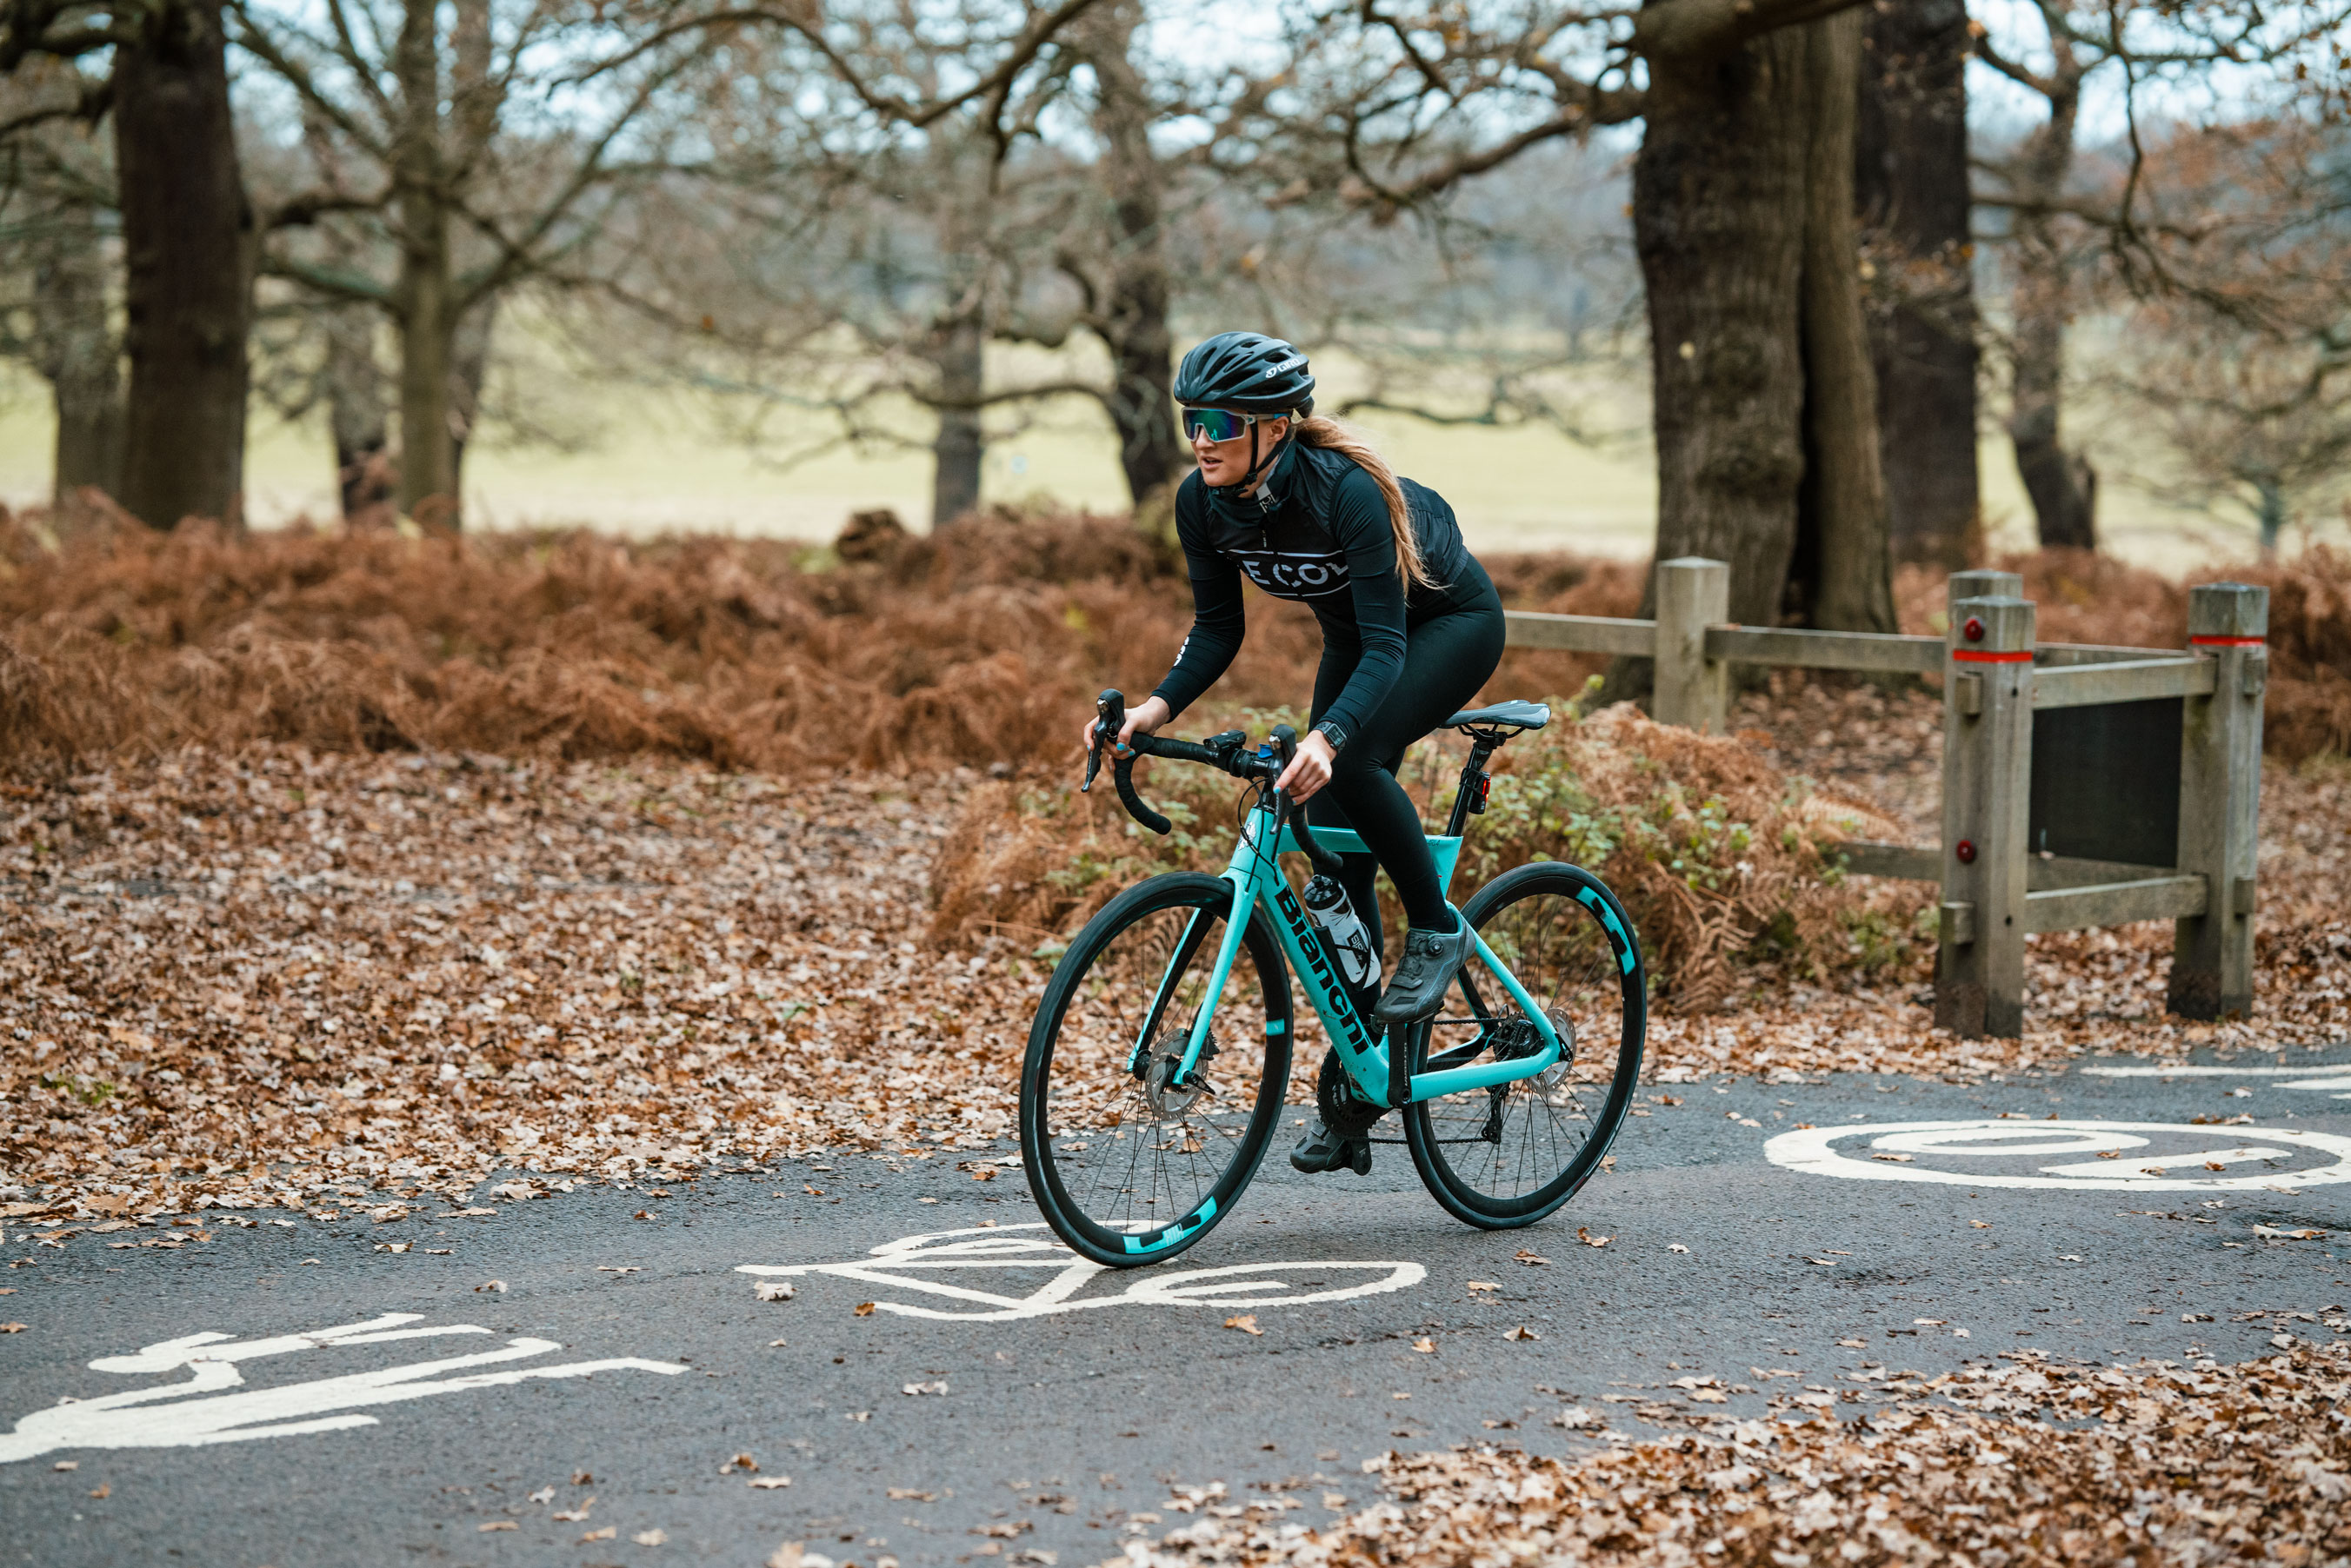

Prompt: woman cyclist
xmin=1082 ymin=330 xmax=1508 ymax=1175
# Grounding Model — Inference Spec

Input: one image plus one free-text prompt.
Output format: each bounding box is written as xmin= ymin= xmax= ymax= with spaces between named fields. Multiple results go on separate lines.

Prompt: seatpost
xmin=1442 ymin=735 xmax=1500 ymax=838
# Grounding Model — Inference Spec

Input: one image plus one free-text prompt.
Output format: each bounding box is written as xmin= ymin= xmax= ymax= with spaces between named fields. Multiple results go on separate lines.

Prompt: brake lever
xmin=1083 ymin=688 xmax=1126 ymax=794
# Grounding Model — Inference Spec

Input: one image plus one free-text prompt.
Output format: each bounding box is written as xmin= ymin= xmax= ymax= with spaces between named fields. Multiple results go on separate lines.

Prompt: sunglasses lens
xmin=1184 ymin=409 xmax=1247 ymax=442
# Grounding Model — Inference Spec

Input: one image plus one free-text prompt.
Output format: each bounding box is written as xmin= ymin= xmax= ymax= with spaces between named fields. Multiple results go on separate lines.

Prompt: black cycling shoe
xmin=1371 ymin=917 xmax=1474 ymax=1026
xmin=1289 ymin=1120 xmax=1374 ymax=1175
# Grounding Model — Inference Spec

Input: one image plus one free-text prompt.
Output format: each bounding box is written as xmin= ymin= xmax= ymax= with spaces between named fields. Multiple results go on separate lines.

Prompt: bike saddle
xmin=1444 ymin=700 xmax=1550 ymax=734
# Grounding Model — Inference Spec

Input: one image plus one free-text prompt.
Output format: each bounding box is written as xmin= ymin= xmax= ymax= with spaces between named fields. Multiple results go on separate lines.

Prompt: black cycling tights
xmin=1306 ymin=568 xmax=1506 ymax=953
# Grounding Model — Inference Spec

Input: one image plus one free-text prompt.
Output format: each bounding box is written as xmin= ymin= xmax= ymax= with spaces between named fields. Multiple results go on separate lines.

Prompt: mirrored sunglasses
xmin=1181 ymin=408 xmax=1257 ymax=442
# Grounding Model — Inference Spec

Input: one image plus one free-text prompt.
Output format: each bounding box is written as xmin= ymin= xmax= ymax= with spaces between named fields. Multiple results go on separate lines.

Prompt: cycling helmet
xmin=1174 ymin=331 xmax=1316 ymax=416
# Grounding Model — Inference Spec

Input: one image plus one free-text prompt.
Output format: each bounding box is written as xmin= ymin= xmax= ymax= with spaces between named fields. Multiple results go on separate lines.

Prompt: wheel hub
xmin=1141 ymin=1036 xmax=1208 ymax=1116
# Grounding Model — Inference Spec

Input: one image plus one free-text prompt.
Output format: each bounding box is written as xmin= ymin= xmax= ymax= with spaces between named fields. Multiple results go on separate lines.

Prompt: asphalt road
xmin=3 ymin=1054 xmax=2348 ymax=1568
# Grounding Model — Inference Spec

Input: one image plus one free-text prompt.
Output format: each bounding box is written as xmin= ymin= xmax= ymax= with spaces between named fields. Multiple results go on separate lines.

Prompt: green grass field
xmin=0 ymin=349 xmax=2330 ymax=575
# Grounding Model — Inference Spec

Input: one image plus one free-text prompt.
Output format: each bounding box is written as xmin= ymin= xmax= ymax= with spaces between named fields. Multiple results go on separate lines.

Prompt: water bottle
xmin=1301 ymin=874 xmax=1381 ymax=989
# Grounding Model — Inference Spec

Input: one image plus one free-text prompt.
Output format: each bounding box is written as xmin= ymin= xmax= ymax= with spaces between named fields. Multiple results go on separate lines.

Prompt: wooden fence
xmin=1501 ymin=559 xmax=2268 ymax=1040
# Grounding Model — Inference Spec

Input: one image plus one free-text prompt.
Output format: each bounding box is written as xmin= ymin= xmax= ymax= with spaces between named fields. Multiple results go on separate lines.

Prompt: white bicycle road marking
xmin=737 ymin=1224 xmax=1425 ymax=1322
xmin=1766 ymin=1120 xmax=2351 ymax=1193
xmin=2080 ymin=1064 xmax=2351 ymax=1098
xmin=0 ymin=1312 xmax=686 ymax=1463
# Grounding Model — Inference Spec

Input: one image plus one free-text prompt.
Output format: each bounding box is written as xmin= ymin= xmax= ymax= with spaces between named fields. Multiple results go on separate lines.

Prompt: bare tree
xmin=3 ymin=0 xmax=255 ymax=528
xmin=2101 ymin=117 xmax=2351 ymax=555
xmin=1856 ymin=0 xmax=1980 ymax=571
xmin=236 ymin=0 xmax=709 ymax=525
xmin=1970 ymin=0 xmax=2351 ymax=552
xmin=0 ymin=66 xmax=123 ymax=511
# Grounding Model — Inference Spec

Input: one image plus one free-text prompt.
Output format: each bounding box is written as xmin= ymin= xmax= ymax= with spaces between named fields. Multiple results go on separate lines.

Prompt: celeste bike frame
xmin=1089 ymin=691 xmax=1632 ymax=1120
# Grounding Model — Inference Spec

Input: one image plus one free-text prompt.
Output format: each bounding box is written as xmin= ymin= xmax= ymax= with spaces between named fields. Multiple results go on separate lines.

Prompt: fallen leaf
xmin=854 ymin=1301 xmax=876 ymax=1317
xmin=2254 ymin=1226 xmax=2327 ymax=1240
xmin=750 ymin=1476 xmax=793 ymax=1490
xmin=730 ymin=1453 xmax=760 ymax=1472
xmin=580 ymin=1526 xmax=616 ymax=1542
xmin=1552 ymin=1406 xmax=1597 ymax=1429
xmin=375 ymin=1241 xmax=411 ymax=1253
xmin=475 ymin=1279 xmax=506 ymax=1293
xmin=1838 ymin=1338 xmax=1868 ymax=1348
xmin=889 ymin=1488 xmax=938 ymax=1501
xmin=449 ymin=1206 xmax=496 ymax=1218
xmin=599 ymin=1266 xmax=641 ymax=1275
xmin=902 ymin=1380 xmax=949 ymax=1395
xmin=1668 ymin=1244 xmax=1688 ymax=1253
xmin=553 ymin=1495 xmax=596 ymax=1520
xmin=803 ymin=1186 xmax=824 ymax=1197
xmin=478 ymin=1522 xmax=516 ymax=1532
xmin=633 ymin=1209 xmax=656 ymax=1220
xmin=1915 ymin=1319 xmax=1945 ymax=1325
xmin=633 ymin=1529 xmax=668 ymax=1545
xmin=52 ymin=1461 xmax=77 ymax=1471
xmin=1514 ymin=1250 xmax=1549 ymax=1266
xmin=1870 ymin=1153 xmax=1915 ymax=1163
xmin=529 ymin=1487 xmax=556 ymax=1505
xmin=493 ymin=1181 xmax=537 ymax=1202
xmin=768 ymin=1338 xmax=789 ymax=1347
xmin=1466 ymin=1281 xmax=1500 ymax=1292
xmin=1970 ymin=1220 xmax=1992 ymax=1229
xmin=1224 ymin=1315 xmax=1263 ymax=1335
xmin=1503 ymin=1325 xmax=1540 ymax=1341
xmin=1576 ymin=1228 xmax=1611 ymax=1248
xmin=88 ymin=1483 xmax=110 ymax=1498
xmin=0 ymin=1323 xmax=24 ymax=1333
xmin=1413 ymin=1338 xmax=1436 ymax=1353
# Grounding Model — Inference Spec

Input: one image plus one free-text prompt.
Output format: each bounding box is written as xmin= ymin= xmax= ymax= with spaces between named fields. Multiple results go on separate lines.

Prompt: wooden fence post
xmin=1946 ymin=568 xmax=2023 ymax=621
xmin=1937 ymin=593 xmax=2035 ymax=1039
xmin=1653 ymin=557 xmax=1729 ymax=733
xmin=2168 ymin=582 xmax=2268 ymax=1020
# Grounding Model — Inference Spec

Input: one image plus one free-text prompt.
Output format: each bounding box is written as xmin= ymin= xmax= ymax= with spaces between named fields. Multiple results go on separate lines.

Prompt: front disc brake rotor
xmin=1141 ymin=1036 xmax=1207 ymax=1116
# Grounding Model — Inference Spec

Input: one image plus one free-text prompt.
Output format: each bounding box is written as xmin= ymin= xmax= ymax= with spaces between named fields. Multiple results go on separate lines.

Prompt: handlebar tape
xmin=1111 ymin=752 xmax=1172 ymax=836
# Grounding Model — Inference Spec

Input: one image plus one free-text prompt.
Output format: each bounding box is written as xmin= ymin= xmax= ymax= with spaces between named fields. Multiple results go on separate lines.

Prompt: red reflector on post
xmin=2189 ymin=635 xmax=2265 ymax=647
xmin=1950 ymin=649 xmax=2032 ymax=664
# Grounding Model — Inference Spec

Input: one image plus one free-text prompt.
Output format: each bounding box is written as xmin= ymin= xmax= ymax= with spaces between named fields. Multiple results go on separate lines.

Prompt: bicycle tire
xmin=1402 ymin=860 xmax=1645 ymax=1229
xmin=1019 ymin=872 xmax=1293 ymax=1268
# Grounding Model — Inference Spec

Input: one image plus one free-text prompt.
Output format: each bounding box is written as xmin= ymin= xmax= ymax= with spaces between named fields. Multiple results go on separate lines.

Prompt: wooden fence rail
xmin=1498 ymin=559 xmax=2268 ymax=1038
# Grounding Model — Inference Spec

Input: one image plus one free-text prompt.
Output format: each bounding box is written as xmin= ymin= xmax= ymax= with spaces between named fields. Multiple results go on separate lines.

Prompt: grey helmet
xmin=1174 ymin=331 xmax=1316 ymax=416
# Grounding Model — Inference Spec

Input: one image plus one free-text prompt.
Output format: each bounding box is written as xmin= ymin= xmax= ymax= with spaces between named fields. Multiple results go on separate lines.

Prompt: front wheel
xmin=1403 ymin=860 xmax=1645 ymax=1228
xmin=1019 ymin=873 xmax=1292 ymax=1267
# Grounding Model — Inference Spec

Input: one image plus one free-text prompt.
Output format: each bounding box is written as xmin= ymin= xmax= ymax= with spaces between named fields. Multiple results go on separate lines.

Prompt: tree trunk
xmin=1080 ymin=0 xmax=1187 ymax=509
xmin=448 ymin=293 xmax=498 ymax=495
xmin=2005 ymin=80 xmax=2095 ymax=550
xmin=323 ymin=302 xmax=392 ymax=521
xmin=113 ymin=0 xmax=252 ymax=528
xmin=392 ymin=0 xmax=458 ymax=527
xmin=1855 ymin=0 xmax=1981 ymax=570
xmin=1633 ymin=22 xmax=1811 ymax=629
xmin=28 ymin=197 xmax=124 ymax=508
xmin=929 ymin=313 xmax=985 ymax=528
xmin=1790 ymin=9 xmax=1897 ymax=635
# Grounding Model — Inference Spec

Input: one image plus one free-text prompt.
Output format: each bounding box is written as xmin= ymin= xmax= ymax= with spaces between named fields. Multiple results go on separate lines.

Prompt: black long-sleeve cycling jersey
xmin=1149 ymin=439 xmax=1489 ymax=751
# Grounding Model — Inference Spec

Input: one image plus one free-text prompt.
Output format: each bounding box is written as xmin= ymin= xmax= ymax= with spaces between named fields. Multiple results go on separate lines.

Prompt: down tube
xmin=1260 ymin=875 xmax=1390 ymax=1096
xmin=1403 ymin=928 xmax=1564 ymax=1101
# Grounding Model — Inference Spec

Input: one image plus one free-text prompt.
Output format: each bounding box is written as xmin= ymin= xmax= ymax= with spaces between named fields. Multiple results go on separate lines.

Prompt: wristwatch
xmin=1312 ymin=720 xmax=1349 ymax=752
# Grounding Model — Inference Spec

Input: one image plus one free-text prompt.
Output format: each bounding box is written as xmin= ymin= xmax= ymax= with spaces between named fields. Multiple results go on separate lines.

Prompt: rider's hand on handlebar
xmin=1275 ymin=728 xmax=1335 ymax=803
xmin=1082 ymin=694 xmax=1170 ymax=759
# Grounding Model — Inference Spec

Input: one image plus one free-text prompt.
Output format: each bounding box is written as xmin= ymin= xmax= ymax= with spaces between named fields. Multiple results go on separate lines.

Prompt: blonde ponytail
xmin=1292 ymin=415 xmax=1440 ymax=593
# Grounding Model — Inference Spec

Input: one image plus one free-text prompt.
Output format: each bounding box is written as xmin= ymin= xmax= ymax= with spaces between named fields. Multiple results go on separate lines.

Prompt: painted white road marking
xmin=737 ymin=1225 xmax=1426 ymax=1322
xmin=0 ymin=1312 xmax=686 ymax=1464
xmin=1766 ymin=1120 xmax=2351 ymax=1193
xmin=2080 ymin=1064 xmax=2351 ymax=1099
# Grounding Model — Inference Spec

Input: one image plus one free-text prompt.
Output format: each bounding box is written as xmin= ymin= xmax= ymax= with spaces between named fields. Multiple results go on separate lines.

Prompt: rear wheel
xmin=1019 ymin=873 xmax=1291 ymax=1267
xmin=1402 ymin=861 xmax=1644 ymax=1228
